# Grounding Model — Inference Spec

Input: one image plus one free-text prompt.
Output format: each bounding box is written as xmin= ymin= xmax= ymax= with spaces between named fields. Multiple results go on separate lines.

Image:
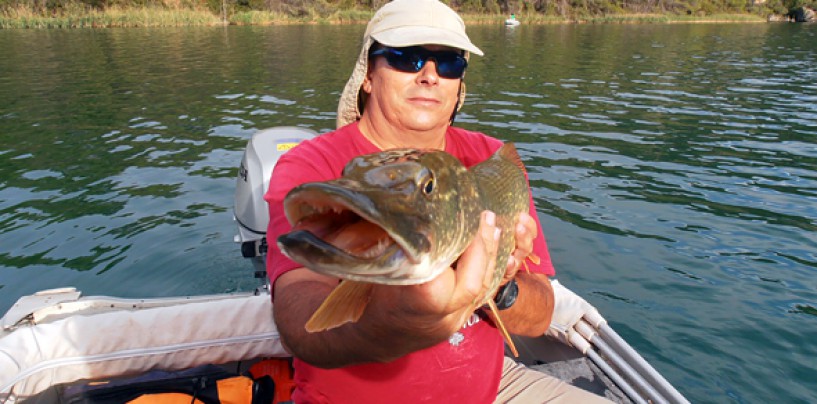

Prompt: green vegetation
xmin=1 ymin=5 xmax=221 ymax=27
xmin=0 ymin=0 xmax=810 ymax=28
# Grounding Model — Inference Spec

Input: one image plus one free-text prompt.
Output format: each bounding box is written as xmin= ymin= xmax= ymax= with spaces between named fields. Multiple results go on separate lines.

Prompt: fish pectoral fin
xmin=305 ymin=280 xmax=374 ymax=333
xmin=485 ymin=300 xmax=519 ymax=357
xmin=522 ymin=253 xmax=540 ymax=273
xmin=528 ymin=253 xmax=540 ymax=265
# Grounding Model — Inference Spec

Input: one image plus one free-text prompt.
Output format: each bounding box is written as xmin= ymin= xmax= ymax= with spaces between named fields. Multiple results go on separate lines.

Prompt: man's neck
xmin=358 ymin=116 xmax=447 ymax=151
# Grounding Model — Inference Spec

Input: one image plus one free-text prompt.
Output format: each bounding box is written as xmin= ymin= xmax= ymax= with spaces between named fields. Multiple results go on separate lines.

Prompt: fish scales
xmin=470 ymin=147 xmax=531 ymax=306
xmin=279 ymin=148 xmax=484 ymax=286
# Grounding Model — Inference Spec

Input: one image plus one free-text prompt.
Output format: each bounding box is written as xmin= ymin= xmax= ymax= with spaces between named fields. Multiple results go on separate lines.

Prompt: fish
xmin=277 ymin=143 xmax=536 ymax=356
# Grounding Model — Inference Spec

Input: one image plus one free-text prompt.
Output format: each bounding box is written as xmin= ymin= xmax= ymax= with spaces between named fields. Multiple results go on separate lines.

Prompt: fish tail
xmin=485 ymin=299 xmax=519 ymax=357
xmin=497 ymin=143 xmax=527 ymax=174
xmin=305 ymin=281 xmax=373 ymax=333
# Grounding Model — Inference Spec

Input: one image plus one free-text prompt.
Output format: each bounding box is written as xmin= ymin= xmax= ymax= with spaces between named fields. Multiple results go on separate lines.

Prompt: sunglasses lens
xmin=386 ymin=50 xmax=423 ymax=73
xmin=377 ymin=47 xmax=466 ymax=79
xmin=434 ymin=54 xmax=467 ymax=79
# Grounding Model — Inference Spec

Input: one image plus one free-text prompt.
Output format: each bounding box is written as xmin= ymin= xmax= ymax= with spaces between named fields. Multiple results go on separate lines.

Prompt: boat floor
xmin=513 ymin=335 xmax=632 ymax=403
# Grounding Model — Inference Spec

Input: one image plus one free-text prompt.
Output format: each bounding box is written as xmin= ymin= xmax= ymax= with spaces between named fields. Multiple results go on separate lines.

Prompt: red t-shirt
xmin=264 ymin=122 xmax=555 ymax=403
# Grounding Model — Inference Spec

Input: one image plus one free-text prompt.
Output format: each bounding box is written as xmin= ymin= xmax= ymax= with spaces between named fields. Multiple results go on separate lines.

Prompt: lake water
xmin=1 ymin=22 xmax=815 ymax=403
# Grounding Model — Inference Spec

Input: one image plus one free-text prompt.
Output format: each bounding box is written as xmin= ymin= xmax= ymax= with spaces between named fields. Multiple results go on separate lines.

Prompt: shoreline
xmin=0 ymin=8 xmax=770 ymax=29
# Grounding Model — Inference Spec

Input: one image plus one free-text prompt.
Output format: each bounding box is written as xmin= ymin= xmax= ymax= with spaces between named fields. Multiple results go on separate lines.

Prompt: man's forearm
xmin=273 ymin=278 xmax=450 ymax=368
xmin=274 ymin=279 xmax=400 ymax=368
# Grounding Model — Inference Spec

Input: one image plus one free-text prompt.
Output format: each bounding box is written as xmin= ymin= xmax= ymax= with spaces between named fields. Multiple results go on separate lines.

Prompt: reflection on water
xmin=1 ymin=23 xmax=816 ymax=403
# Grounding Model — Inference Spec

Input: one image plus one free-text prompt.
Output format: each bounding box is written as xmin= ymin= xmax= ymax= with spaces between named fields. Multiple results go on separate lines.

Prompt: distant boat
xmin=505 ymin=14 xmax=520 ymax=26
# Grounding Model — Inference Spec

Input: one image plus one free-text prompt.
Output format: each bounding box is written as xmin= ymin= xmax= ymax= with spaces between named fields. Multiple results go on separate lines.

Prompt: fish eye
xmin=422 ymin=176 xmax=435 ymax=195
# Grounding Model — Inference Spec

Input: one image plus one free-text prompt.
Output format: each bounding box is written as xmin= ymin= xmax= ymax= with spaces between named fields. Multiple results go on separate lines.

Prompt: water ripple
xmin=1 ymin=23 xmax=816 ymax=404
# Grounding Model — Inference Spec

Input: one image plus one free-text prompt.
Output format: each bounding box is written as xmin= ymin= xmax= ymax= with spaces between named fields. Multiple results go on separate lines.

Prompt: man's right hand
xmin=364 ymin=211 xmax=502 ymax=344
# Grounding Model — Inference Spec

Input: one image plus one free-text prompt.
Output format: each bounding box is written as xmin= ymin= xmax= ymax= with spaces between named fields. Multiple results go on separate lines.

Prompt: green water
xmin=1 ymin=23 xmax=815 ymax=403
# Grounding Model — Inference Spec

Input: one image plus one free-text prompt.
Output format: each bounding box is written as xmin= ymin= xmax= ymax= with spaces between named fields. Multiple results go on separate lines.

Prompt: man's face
xmin=362 ymin=45 xmax=462 ymax=133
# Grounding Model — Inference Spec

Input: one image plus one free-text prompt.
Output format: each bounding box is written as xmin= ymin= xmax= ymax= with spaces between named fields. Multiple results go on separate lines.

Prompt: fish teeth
xmin=300 ymin=202 xmax=344 ymax=220
xmin=360 ymin=238 xmax=391 ymax=259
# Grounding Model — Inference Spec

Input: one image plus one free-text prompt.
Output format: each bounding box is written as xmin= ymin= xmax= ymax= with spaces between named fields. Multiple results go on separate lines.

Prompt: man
xmin=264 ymin=0 xmax=611 ymax=402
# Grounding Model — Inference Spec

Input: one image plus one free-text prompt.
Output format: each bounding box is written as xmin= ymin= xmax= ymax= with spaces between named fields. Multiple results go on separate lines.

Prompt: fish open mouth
xmin=291 ymin=207 xmax=394 ymax=259
xmin=283 ymin=188 xmax=419 ymax=264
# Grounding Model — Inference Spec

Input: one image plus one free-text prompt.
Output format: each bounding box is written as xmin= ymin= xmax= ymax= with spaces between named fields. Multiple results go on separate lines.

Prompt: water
xmin=1 ymin=23 xmax=815 ymax=403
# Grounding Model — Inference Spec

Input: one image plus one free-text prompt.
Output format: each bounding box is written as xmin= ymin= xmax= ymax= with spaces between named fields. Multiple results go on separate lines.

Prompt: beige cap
xmin=336 ymin=0 xmax=483 ymax=128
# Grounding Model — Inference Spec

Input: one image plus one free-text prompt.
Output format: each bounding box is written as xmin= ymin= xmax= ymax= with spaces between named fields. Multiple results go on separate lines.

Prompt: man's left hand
xmin=502 ymin=211 xmax=538 ymax=284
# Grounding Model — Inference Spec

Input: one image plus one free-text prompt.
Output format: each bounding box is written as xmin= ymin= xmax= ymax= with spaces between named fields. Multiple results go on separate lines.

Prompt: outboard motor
xmin=234 ymin=127 xmax=317 ymax=289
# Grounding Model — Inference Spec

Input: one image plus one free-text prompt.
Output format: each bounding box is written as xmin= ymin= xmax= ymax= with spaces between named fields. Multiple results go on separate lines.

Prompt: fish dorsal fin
xmin=305 ymin=281 xmax=374 ymax=333
xmin=497 ymin=143 xmax=527 ymax=174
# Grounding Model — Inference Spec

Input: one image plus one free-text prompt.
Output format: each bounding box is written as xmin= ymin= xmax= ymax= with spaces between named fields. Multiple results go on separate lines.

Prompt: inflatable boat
xmin=0 ymin=127 xmax=689 ymax=404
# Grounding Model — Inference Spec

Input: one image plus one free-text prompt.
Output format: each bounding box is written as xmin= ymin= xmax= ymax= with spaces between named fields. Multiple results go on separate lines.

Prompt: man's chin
xmin=402 ymin=116 xmax=450 ymax=132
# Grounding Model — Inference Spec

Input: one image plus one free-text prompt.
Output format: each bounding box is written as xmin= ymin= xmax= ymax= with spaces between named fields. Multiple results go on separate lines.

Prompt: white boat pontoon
xmin=0 ymin=127 xmax=689 ymax=404
xmin=505 ymin=15 xmax=521 ymax=26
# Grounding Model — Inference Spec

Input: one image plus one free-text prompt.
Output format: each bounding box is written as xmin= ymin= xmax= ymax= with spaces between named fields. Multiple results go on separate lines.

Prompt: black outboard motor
xmin=234 ymin=127 xmax=317 ymax=290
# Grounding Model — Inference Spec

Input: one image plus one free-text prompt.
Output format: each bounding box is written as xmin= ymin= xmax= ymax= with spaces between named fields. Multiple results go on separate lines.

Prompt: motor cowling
xmin=234 ymin=127 xmax=317 ymax=261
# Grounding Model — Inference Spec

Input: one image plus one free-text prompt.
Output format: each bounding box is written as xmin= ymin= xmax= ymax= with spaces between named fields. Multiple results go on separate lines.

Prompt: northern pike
xmin=277 ymin=143 xmax=536 ymax=355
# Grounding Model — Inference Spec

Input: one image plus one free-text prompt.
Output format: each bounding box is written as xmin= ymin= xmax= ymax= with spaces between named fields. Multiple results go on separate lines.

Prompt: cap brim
xmin=373 ymin=27 xmax=484 ymax=56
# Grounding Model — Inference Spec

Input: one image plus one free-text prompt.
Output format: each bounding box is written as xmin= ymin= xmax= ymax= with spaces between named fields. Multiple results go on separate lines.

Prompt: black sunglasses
xmin=369 ymin=46 xmax=468 ymax=79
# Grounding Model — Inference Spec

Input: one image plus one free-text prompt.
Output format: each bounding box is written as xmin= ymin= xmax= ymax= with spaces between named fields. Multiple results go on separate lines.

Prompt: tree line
xmin=2 ymin=0 xmax=813 ymax=21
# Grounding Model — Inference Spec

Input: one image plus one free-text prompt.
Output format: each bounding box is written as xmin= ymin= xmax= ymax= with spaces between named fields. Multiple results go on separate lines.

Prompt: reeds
xmin=229 ymin=11 xmax=288 ymax=25
xmin=0 ymin=4 xmax=768 ymax=29
xmin=459 ymin=12 xmax=765 ymax=25
xmin=581 ymin=13 xmax=672 ymax=23
xmin=229 ymin=8 xmax=371 ymax=25
xmin=664 ymin=13 xmax=767 ymax=22
xmin=0 ymin=5 xmax=222 ymax=28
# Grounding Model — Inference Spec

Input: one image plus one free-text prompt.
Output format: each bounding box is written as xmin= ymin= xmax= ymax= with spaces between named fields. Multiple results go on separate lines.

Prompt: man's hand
xmin=488 ymin=212 xmax=554 ymax=337
xmin=501 ymin=212 xmax=538 ymax=285
xmin=363 ymin=210 xmax=502 ymax=345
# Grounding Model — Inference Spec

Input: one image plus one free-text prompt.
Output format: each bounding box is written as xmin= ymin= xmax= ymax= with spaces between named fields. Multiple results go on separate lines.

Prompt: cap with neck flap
xmin=336 ymin=0 xmax=483 ymax=128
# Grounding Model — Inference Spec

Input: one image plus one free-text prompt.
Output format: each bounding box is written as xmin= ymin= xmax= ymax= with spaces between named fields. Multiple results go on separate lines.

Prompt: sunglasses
xmin=369 ymin=46 xmax=468 ymax=79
